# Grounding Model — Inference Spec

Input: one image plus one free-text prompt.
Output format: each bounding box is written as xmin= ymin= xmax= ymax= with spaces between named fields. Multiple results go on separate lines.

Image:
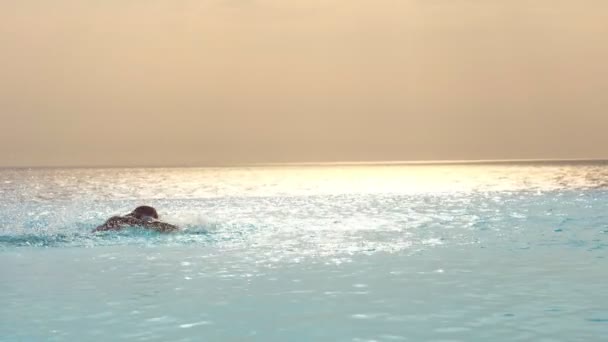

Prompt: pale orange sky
xmin=1 ymin=0 xmax=607 ymax=167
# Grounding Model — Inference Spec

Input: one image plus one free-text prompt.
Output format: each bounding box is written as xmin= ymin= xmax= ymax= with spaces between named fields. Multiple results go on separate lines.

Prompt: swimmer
xmin=93 ymin=206 xmax=179 ymax=233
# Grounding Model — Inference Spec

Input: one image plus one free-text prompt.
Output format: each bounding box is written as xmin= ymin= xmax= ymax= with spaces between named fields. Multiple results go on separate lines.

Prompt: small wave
xmin=0 ymin=226 xmax=215 ymax=248
xmin=0 ymin=233 xmax=86 ymax=248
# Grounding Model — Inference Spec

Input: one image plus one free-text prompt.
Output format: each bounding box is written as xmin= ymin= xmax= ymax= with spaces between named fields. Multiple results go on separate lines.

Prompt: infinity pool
xmin=1 ymin=163 xmax=607 ymax=341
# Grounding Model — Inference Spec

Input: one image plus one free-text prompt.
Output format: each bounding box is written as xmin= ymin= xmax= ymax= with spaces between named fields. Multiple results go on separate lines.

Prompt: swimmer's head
xmin=129 ymin=206 xmax=159 ymax=220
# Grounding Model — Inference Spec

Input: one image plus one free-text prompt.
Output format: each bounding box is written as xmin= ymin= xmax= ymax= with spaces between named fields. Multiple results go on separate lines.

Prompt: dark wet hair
xmin=130 ymin=206 xmax=159 ymax=219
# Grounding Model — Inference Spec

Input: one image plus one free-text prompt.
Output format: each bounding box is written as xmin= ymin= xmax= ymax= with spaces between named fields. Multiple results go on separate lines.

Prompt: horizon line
xmin=1 ymin=157 xmax=608 ymax=169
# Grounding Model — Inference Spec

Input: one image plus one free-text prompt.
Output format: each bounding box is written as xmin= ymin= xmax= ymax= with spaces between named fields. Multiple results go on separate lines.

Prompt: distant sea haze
xmin=3 ymin=157 xmax=608 ymax=169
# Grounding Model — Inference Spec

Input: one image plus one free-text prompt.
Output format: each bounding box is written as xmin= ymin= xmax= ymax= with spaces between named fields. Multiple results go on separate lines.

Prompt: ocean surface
xmin=1 ymin=162 xmax=607 ymax=341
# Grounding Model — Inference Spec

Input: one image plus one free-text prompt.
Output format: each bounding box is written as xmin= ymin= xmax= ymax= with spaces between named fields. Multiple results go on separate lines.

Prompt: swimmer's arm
xmin=92 ymin=216 xmax=138 ymax=232
xmin=143 ymin=221 xmax=180 ymax=233
xmin=92 ymin=216 xmax=178 ymax=233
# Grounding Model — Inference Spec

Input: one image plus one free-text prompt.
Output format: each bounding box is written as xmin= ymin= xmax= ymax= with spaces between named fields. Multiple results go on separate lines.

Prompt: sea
xmin=1 ymin=162 xmax=607 ymax=341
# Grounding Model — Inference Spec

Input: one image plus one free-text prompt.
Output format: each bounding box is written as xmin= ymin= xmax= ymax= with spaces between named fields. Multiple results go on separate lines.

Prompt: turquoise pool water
xmin=1 ymin=163 xmax=607 ymax=341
